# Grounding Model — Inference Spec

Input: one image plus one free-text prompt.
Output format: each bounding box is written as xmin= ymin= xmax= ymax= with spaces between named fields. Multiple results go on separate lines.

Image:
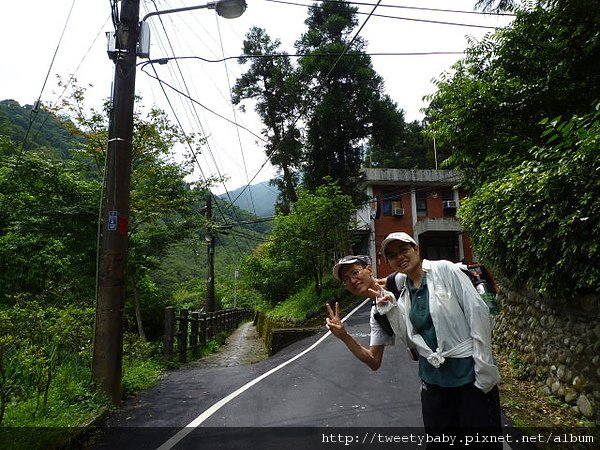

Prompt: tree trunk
xmin=312 ymin=258 xmax=322 ymax=296
xmin=130 ymin=276 xmax=147 ymax=341
xmin=0 ymin=352 xmax=6 ymax=425
xmin=281 ymin=164 xmax=297 ymax=205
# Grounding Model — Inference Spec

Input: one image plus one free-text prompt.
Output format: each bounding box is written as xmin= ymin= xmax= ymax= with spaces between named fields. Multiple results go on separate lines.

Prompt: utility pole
xmin=205 ymin=194 xmax=216 ymax=312
xmin=92 ymin=0 xmax=140 ymax=405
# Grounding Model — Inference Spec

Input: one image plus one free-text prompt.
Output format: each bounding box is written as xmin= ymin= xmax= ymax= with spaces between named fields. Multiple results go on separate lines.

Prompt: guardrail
xmin=164 ymin=307 xmax=254 ymax=363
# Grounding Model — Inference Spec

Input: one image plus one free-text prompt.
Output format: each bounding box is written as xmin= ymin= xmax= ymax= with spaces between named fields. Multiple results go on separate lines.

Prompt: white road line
xmin=156 ymin=299 xmax=370 ymax=450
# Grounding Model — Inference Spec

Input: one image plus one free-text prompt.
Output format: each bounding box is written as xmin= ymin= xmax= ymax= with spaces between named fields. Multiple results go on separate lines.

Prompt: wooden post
xmin=190 ymin=311 xmax=199 ymax=355
xmin=210 ymin=311 xmax=217 ymax=339
xmin=200 ymin=312 xmax=207 ymax=347
xmin=178 ymin=309 xmax=189 ymax=363
xmin=164 ymin=306 xmax=175 ymax=361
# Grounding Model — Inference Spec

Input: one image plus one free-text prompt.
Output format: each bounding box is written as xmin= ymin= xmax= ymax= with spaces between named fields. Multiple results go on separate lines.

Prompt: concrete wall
xmin=254 ymin=311 xmax=319 ymax=356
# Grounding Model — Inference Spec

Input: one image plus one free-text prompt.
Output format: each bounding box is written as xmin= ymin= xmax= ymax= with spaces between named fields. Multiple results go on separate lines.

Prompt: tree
xmin=424 ymin=0 xmax=600 ymax=296
xmin=234 ymin=2 xmax=410 ymax=206
xmin=0 ymin=147 xmax=99 ymax=304
xmin=459 ymin=107 xmax=600 ymax=296
xmin=232 ymin=27 xmax=302 ymax=213
xmin=295 ymin=1 xmax=407 ymax=203
xmin=475 ymin=0 xmax=517 ymax=12
xmin=243 ymin=179 xmax=356 ymax=301
xmin=424 ymin=0 xmax=600 ymax=189
xmin=1 ymin=90 xmax=213 ymax=338
xmin=364 ymin=118 xmax=448 ymax=170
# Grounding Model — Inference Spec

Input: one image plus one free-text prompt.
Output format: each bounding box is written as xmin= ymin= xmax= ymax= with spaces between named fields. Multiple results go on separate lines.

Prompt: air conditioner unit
xmin=443 ymin=200 xmax=458 ymax=209
xmin=392 ymin=208 xmax=405 ymax=216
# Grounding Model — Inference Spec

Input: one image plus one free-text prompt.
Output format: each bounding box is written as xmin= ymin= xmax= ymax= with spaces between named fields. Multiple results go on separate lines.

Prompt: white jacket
xmin=377 ymin=259 xmax=500 ymax=393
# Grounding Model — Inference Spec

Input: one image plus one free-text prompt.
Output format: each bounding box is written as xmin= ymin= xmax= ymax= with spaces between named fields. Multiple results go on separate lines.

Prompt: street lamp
xmin=94 ymin=0 xmax=246 ymax=406
xmin=141 ymin=0 xmax=246 ymax=23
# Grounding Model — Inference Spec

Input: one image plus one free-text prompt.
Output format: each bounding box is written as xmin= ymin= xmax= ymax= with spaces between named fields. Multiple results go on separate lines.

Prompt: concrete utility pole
xmin=92 ymin=0 xmax=140 ymax=405
xmin=206 ymin=194 xmax=216 ymax=312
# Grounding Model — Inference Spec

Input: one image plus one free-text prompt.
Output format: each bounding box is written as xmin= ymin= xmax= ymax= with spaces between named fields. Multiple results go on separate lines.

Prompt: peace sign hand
xmin=325 ymin=302 xmax=347 ymax=339
xmin=368 ymin=284 xmax=395 ymax=314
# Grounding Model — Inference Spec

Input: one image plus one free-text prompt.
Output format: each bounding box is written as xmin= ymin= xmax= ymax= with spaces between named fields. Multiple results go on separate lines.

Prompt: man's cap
xmin=381 ymin=232 xmax=417 ymax=258
xmin=332 ymin=255 xmax=371 ymax=281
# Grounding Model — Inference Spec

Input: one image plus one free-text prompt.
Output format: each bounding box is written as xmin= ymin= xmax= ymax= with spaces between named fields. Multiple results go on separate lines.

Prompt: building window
xmin=416 ymin=191 xmax=427 ymax=217
xmin=382 ymin=192 xmax=403 ymax=216
xmin=442 ymin=190 xmax=457 ymax=217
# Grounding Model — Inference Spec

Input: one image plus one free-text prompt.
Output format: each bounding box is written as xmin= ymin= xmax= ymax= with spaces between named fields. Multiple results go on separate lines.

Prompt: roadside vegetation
xmin=1 ymin=0 xmax=598 ymax=447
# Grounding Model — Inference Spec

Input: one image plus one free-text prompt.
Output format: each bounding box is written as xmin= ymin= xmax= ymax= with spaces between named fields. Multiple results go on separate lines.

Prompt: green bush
xmin=268 ymin=276 xmax=345 ymax=321
xmin=459 ymin=108 xmax=600 ymax=296
xmin=0 ymin=301 xmax=95 ymax=423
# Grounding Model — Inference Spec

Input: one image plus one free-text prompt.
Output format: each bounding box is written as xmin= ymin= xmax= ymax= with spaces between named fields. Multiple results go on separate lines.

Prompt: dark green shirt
xmin=408 ymin=273 xmax=475 ymax=387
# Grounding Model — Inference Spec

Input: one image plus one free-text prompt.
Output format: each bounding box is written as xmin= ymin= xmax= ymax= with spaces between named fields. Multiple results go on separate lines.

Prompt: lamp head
xmin=210 ymin=0 xmax=247 ymax=19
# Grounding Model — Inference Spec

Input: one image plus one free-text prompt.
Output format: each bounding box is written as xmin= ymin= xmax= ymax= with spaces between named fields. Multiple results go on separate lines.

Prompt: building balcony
xmin=414 ymin=217 xmax=462 ymax=236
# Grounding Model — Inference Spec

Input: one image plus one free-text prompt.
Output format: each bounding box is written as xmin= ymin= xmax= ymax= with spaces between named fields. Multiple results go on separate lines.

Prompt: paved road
xmin=87 ymin=300 xmax=522 ymax=450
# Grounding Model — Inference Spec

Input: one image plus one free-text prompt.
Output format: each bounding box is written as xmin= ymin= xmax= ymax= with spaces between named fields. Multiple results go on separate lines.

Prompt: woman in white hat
xmin=380 ymin=231 xmax=502 ymax=444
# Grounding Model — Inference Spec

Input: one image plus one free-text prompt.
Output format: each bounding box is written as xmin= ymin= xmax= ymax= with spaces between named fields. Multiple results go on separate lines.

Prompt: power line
xmin=146 ymin=0 xmax=240 ymax=213
xmin=144 ymin=50 xmax=465 ymax=65
xmin=265 ymin=0 xmax=504 ymax=29
xmin=215 ymin=12 xmax=257 ymax=216
xmin=301 ymin=0 xmax=516 ymax=17
xmin=141 ymin=3 xmax=258 ymax=256
xmin=140 ymin=63 xmax=267 ymax=143
xmin=6 ymin=0 xmax=78 ymax=188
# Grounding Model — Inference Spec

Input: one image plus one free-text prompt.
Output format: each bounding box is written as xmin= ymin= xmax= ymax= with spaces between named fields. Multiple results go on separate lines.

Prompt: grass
xmin=1 ymin=335 xmax=228 ymax=450
xmin=0 ymin=360 xmax=110 ymax=450
xmin=495 ymin=351 xmax=598 ymax=448
xmin=122 ymin=357 xmax=166 ymax=399
xmin=267 ymin=279 xmax=352 ymax=322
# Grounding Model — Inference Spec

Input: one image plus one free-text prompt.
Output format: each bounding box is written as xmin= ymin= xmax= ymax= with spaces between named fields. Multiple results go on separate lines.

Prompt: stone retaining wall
xmin=254 ymin=311 xmax=319 ymax=356
xmin=493 ymin=281 xmax=600 ymax=424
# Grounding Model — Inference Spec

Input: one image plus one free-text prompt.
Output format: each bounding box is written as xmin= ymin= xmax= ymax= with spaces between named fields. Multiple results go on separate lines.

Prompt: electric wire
xmin=28 ymin=15 xmax=112 ymax=152
xmin=142 ymin=63 xmax=259 ymax=254
xmin=6 ymin=0 xmax=78 ymax=188
xmin=147 ymin=0 xmax=217 ymax=175
xmin=145 ymin=50 xmax=464 ymax=65
xmin=140 ymin=1 xmax=486 ymax=234
xmin=147 ymin=0 xmax=251 ymax=213
xmin=140 ymin=1 xmax=509 ymax=222
xmin=275 ymin=0 xmax=516 ymax=16
xmin=144 ymin=61 xmax=251 ymax=260
xmin=214 ymin=13 xmax=257 ymax=216
xmin=142 ymin=61 xmax=255 ymax=255
xmin=139 ymin=65 xmax=266 ymax=143
xmin=144 ymin=0 xmax=254 ymax=254
xmin=265 ymin=0 xmax=504 ymax=29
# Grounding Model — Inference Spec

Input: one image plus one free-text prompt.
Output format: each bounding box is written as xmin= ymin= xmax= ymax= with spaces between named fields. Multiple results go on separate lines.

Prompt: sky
xmin=1 ymin=0 xmax=513 ymax=197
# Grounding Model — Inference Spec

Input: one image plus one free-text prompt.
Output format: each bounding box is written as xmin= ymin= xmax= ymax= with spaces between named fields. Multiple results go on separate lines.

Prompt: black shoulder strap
xmin=385 ymin=273 xmax=400 ymax=298
xmin=371 ymin=299 xmax=394 ymax=337
xmin=385 ymin=272 xmax=406 ymax=298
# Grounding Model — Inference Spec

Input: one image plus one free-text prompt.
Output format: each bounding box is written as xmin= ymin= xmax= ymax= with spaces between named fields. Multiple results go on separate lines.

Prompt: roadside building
xmin=354 ymin=168 xmax=476 ymax=278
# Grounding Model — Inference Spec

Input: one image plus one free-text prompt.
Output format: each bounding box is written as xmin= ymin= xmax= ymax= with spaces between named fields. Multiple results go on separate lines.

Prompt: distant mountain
xmin=219 ymin=180 xmax=279 ymax=217
xmin=0 ymin=99 xmax=84 ymax=158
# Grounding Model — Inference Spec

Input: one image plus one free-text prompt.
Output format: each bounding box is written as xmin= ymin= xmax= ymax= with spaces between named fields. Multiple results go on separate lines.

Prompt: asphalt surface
xmin=83 ymin=301 xmax=527 ymax=450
